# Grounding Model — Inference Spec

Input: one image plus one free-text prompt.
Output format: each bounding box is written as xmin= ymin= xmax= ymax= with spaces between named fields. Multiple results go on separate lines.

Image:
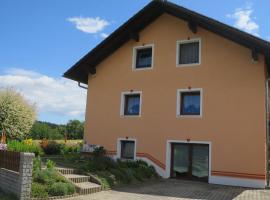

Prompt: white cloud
xmin=67 ymin=16 xmax=109 ymax=34
xmin=0 ymin=68 xmax=86 ymax=118
xmin=227 ymin=4 xmax=259 ymax=36
xmin=100 ymin=33 xmax=109 ymax=39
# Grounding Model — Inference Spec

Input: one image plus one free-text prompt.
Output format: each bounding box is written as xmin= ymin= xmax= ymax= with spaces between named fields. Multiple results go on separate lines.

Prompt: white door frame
xmin=165 ymin=140 xmax=212 ymax=181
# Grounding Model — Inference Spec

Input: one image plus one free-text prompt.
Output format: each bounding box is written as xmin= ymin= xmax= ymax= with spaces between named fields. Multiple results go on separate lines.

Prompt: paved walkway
xmin=65 ymin=179 xmax=270 ymax=200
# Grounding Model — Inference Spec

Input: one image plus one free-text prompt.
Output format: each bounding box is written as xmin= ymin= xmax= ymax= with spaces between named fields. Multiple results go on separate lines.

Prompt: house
xmin=64 ymin=0 xmax=270 ymax=188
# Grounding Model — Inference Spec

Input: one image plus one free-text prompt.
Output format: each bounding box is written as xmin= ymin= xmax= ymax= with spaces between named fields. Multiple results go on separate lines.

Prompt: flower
xmin=0 ymin=143 xmax=7 ymax=151
xmin=23 ymin=139 xmax=33 ymax=145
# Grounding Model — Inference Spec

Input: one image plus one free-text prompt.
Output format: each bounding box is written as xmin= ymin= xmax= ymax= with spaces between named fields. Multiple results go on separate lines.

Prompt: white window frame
xmin=117 ymin=138 xmax=137 ymax=160
xmin=176 ymin=38 xmax=201 ymax=67
xmin=176 ymin=88 xmax=203 ymax=118
xmin=132 ymin=44 xmax=154 ymax=71
xmin=120 ymin=91 xmax=142 ymax=117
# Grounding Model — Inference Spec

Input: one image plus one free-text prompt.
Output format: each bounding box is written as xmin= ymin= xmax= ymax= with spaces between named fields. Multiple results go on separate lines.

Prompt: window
xmin=120 ymin=140 xmax=135 ymax=159
xmin=177 ymin=39 xmax=201 ymax=66
xmin=133 ymin=45 xmax=153 ymax=70
xmin=120 ymin=92 xmax=142 ymax=116
xmin=177 ymin=89 xmax=202 ymax=117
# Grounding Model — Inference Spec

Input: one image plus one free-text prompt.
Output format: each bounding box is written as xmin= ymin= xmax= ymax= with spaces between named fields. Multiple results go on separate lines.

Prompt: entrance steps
xmin=56 ymin=167 xmax=102 ymax=195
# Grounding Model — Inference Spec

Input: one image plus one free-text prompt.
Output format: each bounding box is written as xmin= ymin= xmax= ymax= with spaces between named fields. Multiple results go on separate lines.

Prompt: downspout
xmin=266 ymin=78 xmax=270 ymax=187
xmin=77 ymin=81 xmax=88 ymax=151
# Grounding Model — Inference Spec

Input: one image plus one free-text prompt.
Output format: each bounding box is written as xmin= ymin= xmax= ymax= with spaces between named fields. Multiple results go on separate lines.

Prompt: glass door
xmin=171 ymin=144 xmax=190 ymax=178
xmin=191 ymin=144 xmax=209 ymax=181
xmin=171 ymin=143 xmax=209 ymax=182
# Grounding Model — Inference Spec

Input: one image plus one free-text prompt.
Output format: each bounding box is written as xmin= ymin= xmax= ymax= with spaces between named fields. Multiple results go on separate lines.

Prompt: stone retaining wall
xmin=0 ymin=152 xmax=35 ymax=200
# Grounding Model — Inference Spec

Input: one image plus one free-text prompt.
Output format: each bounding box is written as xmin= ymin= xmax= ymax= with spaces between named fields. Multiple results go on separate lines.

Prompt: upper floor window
xmin=177 ymin=39 xmax=201 ymax=66
xmin=133 ymin=45 xmax=154 ymax=70
xmin=120 ymin=91 xmax=142 ymax=116
xmin=177 ymin=89 xmax=202 ymax=117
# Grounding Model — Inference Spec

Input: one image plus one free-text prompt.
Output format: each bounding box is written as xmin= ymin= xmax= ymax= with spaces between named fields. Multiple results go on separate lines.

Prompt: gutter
xmin=78 ymin=82 xmax=88 ymax=90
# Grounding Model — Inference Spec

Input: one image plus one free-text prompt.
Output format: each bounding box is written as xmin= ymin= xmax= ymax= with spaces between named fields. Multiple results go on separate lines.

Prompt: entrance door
xmin=170 ymin=143 xmax=209 ymax=182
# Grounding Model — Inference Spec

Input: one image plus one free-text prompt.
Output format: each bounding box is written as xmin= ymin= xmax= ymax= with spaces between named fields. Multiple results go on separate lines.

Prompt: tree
xmin=66 ymin=120 xmax=84 ymax=139
xmin=0 ymin=88 xmax=36 ymax=139
xmin=30 ymin=121 xmax=65 ymax=139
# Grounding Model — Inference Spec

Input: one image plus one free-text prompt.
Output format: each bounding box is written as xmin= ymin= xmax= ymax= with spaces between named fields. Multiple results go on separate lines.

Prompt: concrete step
xmin=56 ymin=167 xmax=77 ymax=175
xmin=64 ymin=174 xmax=90 ymax=183
xmin=75 ymin=182 xmax=102 ymax=195
xmin=56 ymin=167 xmax=102 ymax=195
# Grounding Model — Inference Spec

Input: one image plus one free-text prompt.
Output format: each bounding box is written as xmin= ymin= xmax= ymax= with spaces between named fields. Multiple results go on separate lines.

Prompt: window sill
xmin=176 ymin=115 xmax=202 ymax=118
xmin=120 ymin=158 xmax=135 ymax=161
xmin=120 ymin=115 xmax=141 ymax=118
xmin=176 ymin=63 xmax=200 ymax=68
xmin=132 ymin=66 xmax=154 ymax=71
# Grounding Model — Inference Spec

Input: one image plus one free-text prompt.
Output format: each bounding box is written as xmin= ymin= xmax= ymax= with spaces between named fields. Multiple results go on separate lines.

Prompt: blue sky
xmin=0 ymin=0 xmax=269 ymax=124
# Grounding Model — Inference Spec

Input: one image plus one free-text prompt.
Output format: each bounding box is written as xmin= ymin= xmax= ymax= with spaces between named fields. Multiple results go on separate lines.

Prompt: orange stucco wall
xmin=84 ymin=14 xmax=267 ymax=178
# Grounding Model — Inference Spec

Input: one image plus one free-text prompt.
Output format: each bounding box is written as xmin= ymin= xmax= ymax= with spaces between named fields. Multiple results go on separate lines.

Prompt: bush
xmin=42 ymin=141 xmax=62 ymax=155
xmin=86 ymin=156 xmax=116 ymax=172
xmin=33 ymin=169 xmax=55 ymax=185
xmin=93 ymin=146 xmax=106 ymax=158
xmin=61 ymin=144 xmax=81 ymax=155
xmin=48 ymin=182 xmax=75 ymax=196
xmin=95 ymin=171 xmax=116 ymax=188
xmin=0 ymin=88 xmax=36 ymax=139
xmin=66 ymin=182 xmax=76 ymax=195
xmin=7 ymin=140 xmax=43 ymax=156
xmin=33 ymin=156 xmax=42 ymax=171
xmin=32 ymin=168 xmax=76 ymax=197
xmin=46 ymin=159 xmax=55 ymax=169
xmin=31 ymin=182 xmax=48 ymax=198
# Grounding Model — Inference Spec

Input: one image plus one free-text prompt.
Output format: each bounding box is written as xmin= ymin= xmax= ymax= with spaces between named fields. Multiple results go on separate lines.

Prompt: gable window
xmin=120 ymin=140 xmax=135 ymax=159
xmin=133 ymin=45 xmax=154 ymax=70
xmin=177 ymin=39 xmax=201 ymax=66
xmin=177 ymin=89 xmax=202 ymax=117
xmin=120 ymin=91 xmax=142 ymax=116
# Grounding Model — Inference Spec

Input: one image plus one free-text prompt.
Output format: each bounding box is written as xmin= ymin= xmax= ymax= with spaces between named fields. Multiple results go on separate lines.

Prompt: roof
xmin=63 ymin=0 xmax=270 ymax=84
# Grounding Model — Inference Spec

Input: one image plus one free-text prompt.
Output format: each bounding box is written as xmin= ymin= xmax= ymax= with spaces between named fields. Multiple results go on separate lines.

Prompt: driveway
xmin=66 ymin=179 xmax=270 ymax=200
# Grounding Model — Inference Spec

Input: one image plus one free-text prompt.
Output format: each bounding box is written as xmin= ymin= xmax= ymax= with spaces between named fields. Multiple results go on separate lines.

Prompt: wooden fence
xmin=0 ymin=150 xmax=20 ymax=172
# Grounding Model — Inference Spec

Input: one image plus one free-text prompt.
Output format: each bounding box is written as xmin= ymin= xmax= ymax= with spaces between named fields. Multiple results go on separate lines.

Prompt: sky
xmin=0 ymin=0 xmax=269 ymax=124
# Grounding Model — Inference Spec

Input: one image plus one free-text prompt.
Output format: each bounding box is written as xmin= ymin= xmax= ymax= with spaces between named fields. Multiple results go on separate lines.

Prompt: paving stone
xmin=63 ymin=179 xmax=270 ymax=200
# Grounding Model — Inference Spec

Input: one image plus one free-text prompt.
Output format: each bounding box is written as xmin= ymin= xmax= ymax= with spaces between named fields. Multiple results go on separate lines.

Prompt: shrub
xmin=33 ymin=169 xmax=55 ymax=185
xmin=31 ymin=182 xmax=48 ymax=198
xmin=66 ymin=182 xmax=76 ymax=195
xmin=93 ymin=146 xmax=106 ymax=158
xmin=48 ymin=182 xmax=69 ymax=196
xmin=86 ymin=156 xmax=116 ymax=172
xmin=61 ymin=144 xmax=81 ymax=155
xmin=33 ymin=156 xmax=41 ymax=171
xmin=7 ymin=140 xmax=43 ymax=156
xmin=46 ymin=159 xmax=55 ymax=169
xmin=95 ymin=171 xmax=116 ymax=188
xmin=0 ymin=88 xmax=36 ymax=139
xmin=42 ymin=141 xmax=62 ymax=155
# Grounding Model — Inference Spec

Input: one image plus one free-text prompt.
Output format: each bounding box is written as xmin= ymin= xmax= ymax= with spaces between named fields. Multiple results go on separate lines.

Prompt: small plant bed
xmin=47 ymin=147 xmax=160 ymax=189
xmin=31 ymin=158 xmax=76 ymax=199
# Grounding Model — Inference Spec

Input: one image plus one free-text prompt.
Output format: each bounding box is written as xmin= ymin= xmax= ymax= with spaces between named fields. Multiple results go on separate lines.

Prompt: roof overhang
xmin=63 ymin=0 xmax=270 ymax=84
